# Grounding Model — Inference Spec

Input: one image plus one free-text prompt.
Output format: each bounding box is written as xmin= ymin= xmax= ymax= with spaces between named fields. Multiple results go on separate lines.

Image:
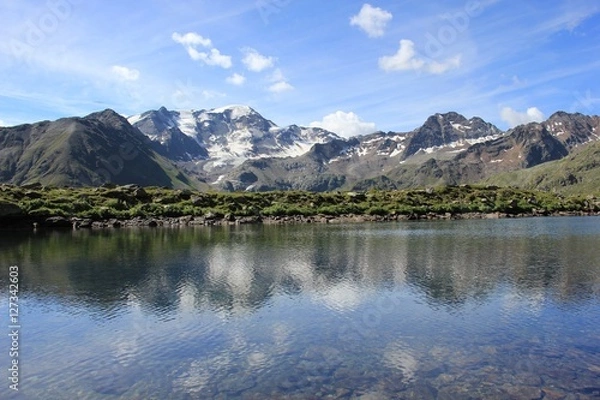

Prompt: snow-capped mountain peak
xmin=129 ymin=105 xmax=340 ymax=168
xmin=208 ymin=104 xmax=256 ymax=119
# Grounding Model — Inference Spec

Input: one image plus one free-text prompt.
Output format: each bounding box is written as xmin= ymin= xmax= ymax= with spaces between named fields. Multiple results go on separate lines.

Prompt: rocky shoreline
xmin=1 ymin=209 xmax=597 ymax=230
xmin=2 ymin=184 xmax=599 ymax=230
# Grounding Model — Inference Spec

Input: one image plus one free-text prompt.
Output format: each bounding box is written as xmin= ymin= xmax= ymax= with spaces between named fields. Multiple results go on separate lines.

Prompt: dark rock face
xmin=456 ymin=122 xmax=569 ymax=170
xmin=544 ymin=111 xmax=600 ymax=149
xmin=403 ymin=112 xmax=501 ymax=159
xmin=238 ymin=171 xmax=258 ymax=185
xmin=132 ymin=108 xmax=208 ymax=161
xmin=153 ymin=128 xmax=209 ymax=161
xmin=0 ymin=201 xmax=22 ymax=217
xmin=308 ymin=138 xmax=360 ymax=163
xmin=520 ymin=128 xmax=569 ymax=168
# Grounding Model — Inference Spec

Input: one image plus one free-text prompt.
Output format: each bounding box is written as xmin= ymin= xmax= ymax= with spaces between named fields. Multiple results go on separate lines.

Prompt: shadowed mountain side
xmin=484 ymin=140 xmax=600 ymax=195
xmin=0 ymin=110 xmax=203 ymax=189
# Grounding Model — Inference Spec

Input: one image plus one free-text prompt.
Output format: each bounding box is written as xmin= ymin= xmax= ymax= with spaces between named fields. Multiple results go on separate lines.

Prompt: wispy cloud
xmin=379 ymin=40 xmax=461 ymax=74
xmin=350 ymin=3 xmax=393 ymax=38
xmin=533 ymin=5 xmax=600 ymax=35
xmin=111 ymin=65 xmax=140 ymax=81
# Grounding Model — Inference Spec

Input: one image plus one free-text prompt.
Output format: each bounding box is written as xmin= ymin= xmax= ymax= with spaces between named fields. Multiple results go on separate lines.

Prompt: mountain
xmin=1 ymin=106 xmax=599 ymax=194
xmin=128 ymin=105 xmax=339 ymax=171
xmin=0 ymin=109 xmax=201 ymax=188
xmin=212 ymin=112 xmax=503 ymax=191
xmin=484 ymin=139 xmax=600 ymax=195
xmin=211 ymin=111 xmax=600 ymax=192
xmin=402 ymin=112 xmax=501 ymax=160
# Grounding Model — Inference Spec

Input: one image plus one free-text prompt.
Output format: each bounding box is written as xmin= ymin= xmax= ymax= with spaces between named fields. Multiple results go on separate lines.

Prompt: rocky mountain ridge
xmin=0 ymin=106 xmax=598 ymax=193
xmin=128 ymin=105 xmax=339 ymax=171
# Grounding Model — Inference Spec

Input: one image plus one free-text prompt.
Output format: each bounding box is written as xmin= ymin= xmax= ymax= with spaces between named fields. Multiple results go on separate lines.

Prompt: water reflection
xmin=0 ymin=218 xmax=599 ymax=399
xmin=2 ymin=219 xmax=599 ymax=314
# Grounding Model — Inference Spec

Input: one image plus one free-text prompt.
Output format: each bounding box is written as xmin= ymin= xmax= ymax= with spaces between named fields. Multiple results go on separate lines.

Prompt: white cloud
xmin=172 ymin=31 xmax=231 ymax=69
xmin=171 ymin=32 xmax=212 ymax=48
xmin=350 ymin=3 xmax=393 ymax=38
xmin=379 ymin=40 xmax=424 ymax=72
xmin=310 ymin=111 xmax=377 ymax=138
xmin=111 ymin=65 xmax=140 ymax=81
xmin=428 ymin=56 xmax=462 ymax=74
xmin=267 ymin=69 xmax=294 ymax=93
xmin=190 ymin=48 xmax=232 ymax=68
xmin=242 ymin=48 xmax=275 ymax=72
xmin=269 ymin=81 xmax=294 ymax=93
xmin=226 ymin=73 xmax=246 ymax=86
xmin=269 ymin=68 xmax=285 ymax=82
xmin=500 ymin=107 xmax=545 ymax=128
xmin=379 ymin=39 xmax=461 ymax=74
xmin=0 ymin=119 xmax=5 ymax=127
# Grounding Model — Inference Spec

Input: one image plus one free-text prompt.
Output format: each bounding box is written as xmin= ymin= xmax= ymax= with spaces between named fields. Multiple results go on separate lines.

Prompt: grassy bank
xmin=1 ymin=184 xmax=599 ymax=226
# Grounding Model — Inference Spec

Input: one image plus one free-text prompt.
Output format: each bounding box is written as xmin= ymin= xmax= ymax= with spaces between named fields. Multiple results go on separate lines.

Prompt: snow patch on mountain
xmin=417 ymin=134 xmax=502 ymax=155
xmin=210 ymin=104 xmax=254 ymax=119
xmin=129 ymin=105 xmax=340 ymax=168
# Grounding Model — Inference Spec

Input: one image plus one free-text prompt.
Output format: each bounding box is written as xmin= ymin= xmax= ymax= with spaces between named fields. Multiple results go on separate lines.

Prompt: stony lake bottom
xmin=1 ymin=217 xmax=600 ymax=399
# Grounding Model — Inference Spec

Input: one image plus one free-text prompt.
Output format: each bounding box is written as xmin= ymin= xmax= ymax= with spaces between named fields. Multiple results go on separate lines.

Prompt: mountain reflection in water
xmin=1 ymin=217 xmax=599 ymax=399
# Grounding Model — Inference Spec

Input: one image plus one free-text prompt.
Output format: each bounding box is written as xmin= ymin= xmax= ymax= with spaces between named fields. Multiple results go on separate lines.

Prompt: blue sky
xmin=1 ymin=0 xmax=599 ymax=136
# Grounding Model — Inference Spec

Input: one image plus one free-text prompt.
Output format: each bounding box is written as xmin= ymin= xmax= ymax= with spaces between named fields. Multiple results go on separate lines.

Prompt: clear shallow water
xmin=1 ymin=217 xmax=599 ymax=399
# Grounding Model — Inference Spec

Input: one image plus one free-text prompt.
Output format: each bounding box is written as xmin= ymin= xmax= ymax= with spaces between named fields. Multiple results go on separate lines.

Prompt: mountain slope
xmin=214 ymin=112 xmax=503 ymax=191
xmin=402 ymin=112 xmax=501 ymax=160
xmin=484 ymin=139 xmax=600 ymax=195
xmin=0 ymin=110 xmax=201 ymax=188
xmin=1 ymin=107 xmax=599 ymax=193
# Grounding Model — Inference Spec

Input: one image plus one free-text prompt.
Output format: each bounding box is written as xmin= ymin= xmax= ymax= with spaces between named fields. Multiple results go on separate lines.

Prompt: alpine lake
xmin=1 ymin=216 xmax=600 ymax=399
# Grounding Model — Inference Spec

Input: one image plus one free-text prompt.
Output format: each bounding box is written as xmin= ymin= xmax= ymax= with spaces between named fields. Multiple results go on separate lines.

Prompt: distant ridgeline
xmin=0 ymin=106 xmax=599 ymax=195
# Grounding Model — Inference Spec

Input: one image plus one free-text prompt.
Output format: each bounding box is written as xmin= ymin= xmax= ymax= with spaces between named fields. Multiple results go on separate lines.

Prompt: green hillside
xmin=484 ymin=140 xmax=600 ymax=195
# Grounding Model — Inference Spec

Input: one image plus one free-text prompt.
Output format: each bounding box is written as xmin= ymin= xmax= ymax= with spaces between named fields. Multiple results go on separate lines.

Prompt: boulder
xmin=133 ymin=187 xmax=150 ymax=200
xmin=190 ymin=195 xmax=204 ymax=206
xmin=42 ymin=216 xmax=72 ymax=228
xmin=120 ymin=184 xmax=140 ymax=191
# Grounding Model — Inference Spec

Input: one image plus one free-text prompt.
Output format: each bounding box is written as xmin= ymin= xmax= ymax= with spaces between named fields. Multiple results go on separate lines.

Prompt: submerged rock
xmin=42 ymin=216 xmax=72 ymax=228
